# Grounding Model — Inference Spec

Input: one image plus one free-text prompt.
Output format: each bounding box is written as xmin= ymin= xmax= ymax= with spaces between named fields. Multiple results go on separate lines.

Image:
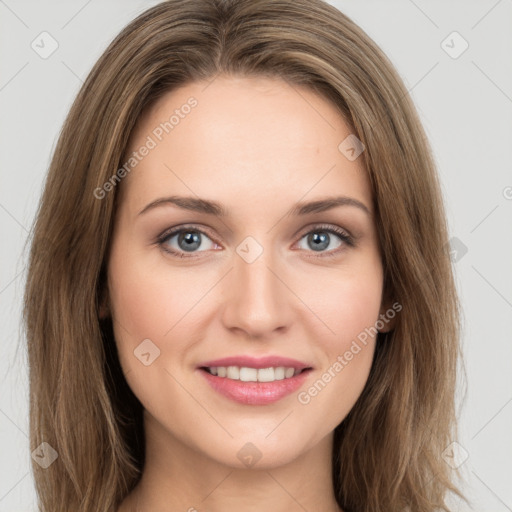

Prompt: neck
xmin=119 ymin=410 xmax=342 ymax=512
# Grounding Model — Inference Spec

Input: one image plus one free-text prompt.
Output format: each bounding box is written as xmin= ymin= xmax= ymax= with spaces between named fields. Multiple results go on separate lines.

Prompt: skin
xmin=108 ymin=75 xmax=395 ymax=512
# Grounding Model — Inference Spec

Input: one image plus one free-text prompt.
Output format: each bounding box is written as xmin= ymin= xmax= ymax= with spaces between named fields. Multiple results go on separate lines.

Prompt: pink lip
xmin=198 ymin=355 xmax=312 ymax=371
xmin=199 ymin=367 xmax=312 ymax=405
xmin=196 ymin=355 xmax=313 ymax=405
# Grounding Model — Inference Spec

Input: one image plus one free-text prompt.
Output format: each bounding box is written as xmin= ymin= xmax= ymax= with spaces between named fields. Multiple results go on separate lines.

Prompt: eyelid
xmin=156 ymin=224 xmax=221 ymax=254
xmin=294 ymin=222 xmax=352 ymax=241
xmin=157 ymin=223 xmax=218 ymax=242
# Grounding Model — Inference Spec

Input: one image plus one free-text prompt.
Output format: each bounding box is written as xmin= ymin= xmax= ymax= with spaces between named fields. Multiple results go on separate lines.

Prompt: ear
xmin=377 ymin=295 xmax=400 ymax=333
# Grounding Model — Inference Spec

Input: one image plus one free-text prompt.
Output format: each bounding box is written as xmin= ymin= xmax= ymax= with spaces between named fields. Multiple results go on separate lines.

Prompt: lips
xmin=198 ymin=355 xmax=312 ymax=371
xmin=197 ymin=355 xmax=313 ymax=405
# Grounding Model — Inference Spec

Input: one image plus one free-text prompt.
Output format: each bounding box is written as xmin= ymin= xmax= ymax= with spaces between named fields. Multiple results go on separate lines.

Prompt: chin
xmin=202 ymin=429 xmax=318 ymax=470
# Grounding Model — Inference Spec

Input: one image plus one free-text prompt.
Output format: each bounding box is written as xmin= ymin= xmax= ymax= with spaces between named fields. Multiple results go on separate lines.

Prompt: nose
xmin=220 ymin=245 xmax=292 ymax=339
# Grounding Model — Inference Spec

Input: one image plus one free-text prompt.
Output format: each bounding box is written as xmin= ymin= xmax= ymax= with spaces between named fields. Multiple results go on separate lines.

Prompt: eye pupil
xmin=178 ymin=231 xmax=201 ymax=251
xmin=309 ymin=232 xmax=329 ymax=251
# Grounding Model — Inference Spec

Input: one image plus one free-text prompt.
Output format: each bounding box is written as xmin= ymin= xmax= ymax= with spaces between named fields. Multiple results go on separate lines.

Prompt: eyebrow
xmin=138 ymin=195 xmax=371 ymax=217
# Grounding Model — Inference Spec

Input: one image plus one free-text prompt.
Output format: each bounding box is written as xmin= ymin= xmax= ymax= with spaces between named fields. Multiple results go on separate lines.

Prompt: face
xmin=106 ymin=75 xmax=393 ymax=470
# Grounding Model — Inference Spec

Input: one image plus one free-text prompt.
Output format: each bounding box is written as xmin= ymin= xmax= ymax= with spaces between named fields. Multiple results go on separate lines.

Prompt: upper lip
xmin=198 ymin=355 xmax=313 ymax=371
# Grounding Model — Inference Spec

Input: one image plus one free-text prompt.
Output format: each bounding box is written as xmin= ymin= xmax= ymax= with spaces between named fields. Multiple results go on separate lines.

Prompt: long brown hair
xmin=23 ymin=0 xmax=464 ymax=510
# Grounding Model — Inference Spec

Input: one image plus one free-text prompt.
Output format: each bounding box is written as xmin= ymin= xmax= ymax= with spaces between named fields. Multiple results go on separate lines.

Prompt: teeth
xmin=227 ymin=366 xmax=240 ymax=379
xmin=206 ymin=366 xmax=303 ymax=382
xmin=257 ymin=367 xmax=276 ymax=382
xmin=285 ymin=367 xmax=295 ymax=378
xmin=274 ymin=367 xmax=285 ymax=380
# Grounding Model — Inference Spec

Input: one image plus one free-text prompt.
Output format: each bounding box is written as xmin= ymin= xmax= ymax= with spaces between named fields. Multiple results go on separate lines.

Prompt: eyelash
xmin=156 ymin=223 xmax=355 ymax=259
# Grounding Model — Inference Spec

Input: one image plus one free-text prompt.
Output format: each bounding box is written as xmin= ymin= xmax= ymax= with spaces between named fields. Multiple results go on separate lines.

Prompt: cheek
xmin=334 ymin=278 xmax=383 ymax=347
xmin=106 ymin=248 xmax=206 ymax=422
xmin=294 ymin=259 xmax=383 ymax=417
xmin=109 ymin=225 xmax=213 ymax=331
xmin=298 ymin=256 xmax=384 ymax=349
xmin=106 ymin=244 xmax=192 ymax=365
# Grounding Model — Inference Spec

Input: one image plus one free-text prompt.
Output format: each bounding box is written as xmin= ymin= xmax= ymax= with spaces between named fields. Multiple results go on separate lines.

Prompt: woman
xmin=23 ymin=0 xmax=465 ymax=510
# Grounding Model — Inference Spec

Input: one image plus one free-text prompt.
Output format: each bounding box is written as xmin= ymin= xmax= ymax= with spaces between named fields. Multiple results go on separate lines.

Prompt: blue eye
xmin=158 ymin=227 xmax=218 ymax=257
xmin=296 ymin=226 xmax=354 ymax=255
xmin=157 ymin=224 xmax=354 ymax=259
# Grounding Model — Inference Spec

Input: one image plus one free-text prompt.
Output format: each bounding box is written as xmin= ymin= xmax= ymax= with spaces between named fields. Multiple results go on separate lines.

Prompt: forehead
xmin=120 ymin=75 xmax=372 ymax=215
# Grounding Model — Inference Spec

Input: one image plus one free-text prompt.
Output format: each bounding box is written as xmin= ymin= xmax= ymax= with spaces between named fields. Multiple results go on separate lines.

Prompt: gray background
xmin=1 ymin=0 xmax=511 ymax=510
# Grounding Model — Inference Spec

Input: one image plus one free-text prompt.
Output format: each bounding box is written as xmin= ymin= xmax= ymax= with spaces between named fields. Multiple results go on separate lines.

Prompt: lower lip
xmin=198 ymin=369 xmax=312 ymax=405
